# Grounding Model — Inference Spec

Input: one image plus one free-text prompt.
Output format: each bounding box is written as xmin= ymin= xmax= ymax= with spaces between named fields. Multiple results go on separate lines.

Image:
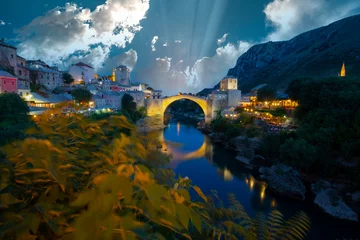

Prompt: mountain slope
xmin=225 ymin=14 xmax=360 ymax=92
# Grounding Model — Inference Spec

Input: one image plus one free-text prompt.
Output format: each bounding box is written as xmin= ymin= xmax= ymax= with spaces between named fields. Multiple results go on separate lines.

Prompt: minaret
xmin=339 ymin=62 xmax=346 ymax=77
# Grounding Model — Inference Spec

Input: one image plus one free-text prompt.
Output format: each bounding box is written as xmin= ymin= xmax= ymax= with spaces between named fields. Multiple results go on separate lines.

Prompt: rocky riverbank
xmin=198 ymin=122 xmax=359 ymax=222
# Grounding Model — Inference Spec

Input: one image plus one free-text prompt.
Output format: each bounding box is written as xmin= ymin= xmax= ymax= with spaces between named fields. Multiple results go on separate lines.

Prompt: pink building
xmin=0 ymin=70 xmax=17 ymax=93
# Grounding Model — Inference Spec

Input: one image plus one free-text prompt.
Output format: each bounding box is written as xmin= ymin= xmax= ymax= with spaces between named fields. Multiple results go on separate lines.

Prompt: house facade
xmin=27 ymin=60 xmax=63 ymax=91
xmin=0 ymin=38 xmax=17 ymax=73
xmin=0 ymin=70 xmax=17 ymax=93
xmin=68 ymin=62 xmax=95 ymax=85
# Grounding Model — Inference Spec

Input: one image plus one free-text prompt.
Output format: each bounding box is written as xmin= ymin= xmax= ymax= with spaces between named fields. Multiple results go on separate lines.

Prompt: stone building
xmin=16 ymin=55 xmax=31 ymax=98
xmin=27 ymin=60 xmax=63 ymax=91
xmin=0 ymin=38 xmax=17 ymax=73
xmin=113 ymin=65 xmax=130 ymax=86
xmin=220 ymin=76 xmax=238 ymax=91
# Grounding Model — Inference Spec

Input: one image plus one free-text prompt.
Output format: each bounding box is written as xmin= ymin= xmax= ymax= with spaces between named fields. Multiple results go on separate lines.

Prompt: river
xmin=155 ymin=120 xmax=359 ymax=239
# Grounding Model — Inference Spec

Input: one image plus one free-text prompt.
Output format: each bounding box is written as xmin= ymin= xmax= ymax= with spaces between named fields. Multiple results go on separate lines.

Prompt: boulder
xmin=259 ymin=164 xmax=306 ymax=200
xmin=236 ymin=156 xmax=251 ymax=165
xmin=208 ymin=132 xmax=225 ymax=143
xmin=314 ymin=189 xmax=358 ymax=222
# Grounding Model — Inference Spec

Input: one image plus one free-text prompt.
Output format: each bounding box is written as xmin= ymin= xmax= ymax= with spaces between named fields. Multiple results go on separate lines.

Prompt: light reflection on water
xmin=155 ymin=121 xmax=360 ymax=239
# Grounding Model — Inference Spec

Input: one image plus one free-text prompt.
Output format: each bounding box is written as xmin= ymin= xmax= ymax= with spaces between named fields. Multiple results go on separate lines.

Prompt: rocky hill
xmin=213 ymin=14 xmax=360 ymax=93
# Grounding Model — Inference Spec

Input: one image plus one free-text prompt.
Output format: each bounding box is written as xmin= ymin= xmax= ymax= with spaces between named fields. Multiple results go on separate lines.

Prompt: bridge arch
xmin=161 ymin=95 xmax=208 ymax=118
xmin=144 ymin=95 xmax=213 ymax=124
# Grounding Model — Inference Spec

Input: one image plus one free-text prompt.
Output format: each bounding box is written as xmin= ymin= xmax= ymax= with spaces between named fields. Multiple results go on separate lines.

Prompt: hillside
xmin=213 ymin=14 xmax=360 ymax=93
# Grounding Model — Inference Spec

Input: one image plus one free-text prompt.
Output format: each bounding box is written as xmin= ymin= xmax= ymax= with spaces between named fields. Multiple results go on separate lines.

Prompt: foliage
xmin=287 ymin=77 xmax=360 ymax=162
xmin=122 ymin=94 xmax=137 ymax=114
xmin=246 ymin=126 xmax=264 ymax=138
xmin=63 ymin=72 xmax=75 ymax=85
xmin=0 ymin=93 xmax=32 ymax=145
xmin=225 ymin=125 xmax=244 ymax=140
xmin=0 ymin=105 xmax=311 ymax=240
xmin=121 ymin=94 xmax=147 ymax=123
xmin=280 ymin=138 xmax=318 ymax=169
xmin=71 ymin=88 xmax=92 ymax=102
xmin=257 ymin=86 xmax=276 ymax=102
xmin=211 ymin=116 xmax=232 ymax=133
xmin=256 ymin=132 xmax=296 ymax=160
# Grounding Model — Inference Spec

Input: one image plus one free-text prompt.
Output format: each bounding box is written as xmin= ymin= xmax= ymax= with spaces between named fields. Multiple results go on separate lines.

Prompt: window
xmin=12 ymin=81 xmax=14 ymax=85
xmin=21 ymin=62 xmax=24 ymax=66
xmin=19 ymin=92 xmax=23 ymax=96
xmin=10 ymin=54 xmax=14 ymax=58
xmin=18 ymin=70 xmax=22 ymax=75
xmin=4 ymin=80 xmax=6 ymax=84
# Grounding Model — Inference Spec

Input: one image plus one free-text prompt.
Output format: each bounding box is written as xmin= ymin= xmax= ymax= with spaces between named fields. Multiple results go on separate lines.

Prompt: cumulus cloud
xmin=0 ymin=20 xmax=5 ymax=25
xmin=217 ymin=33 xmax=228 ymax=45
xmin=264 ymin=0 xmax=360 ymax=41
xmin=99 ymin=49 xmax=138 ymax=75
xmin=175 ymin=40 xmax=182 ymax=43
xmin=185 ymin=41 xmax=252 ymax=91
xmin=163 ymin=42 xmax=168 ymax=47
xmin=139 ymin=42 xmax=252 ymax=95
xmin=15 ymin=0 xmax=149 ymax=69
xmin=151 ymin=36 xmax=159 ymax=51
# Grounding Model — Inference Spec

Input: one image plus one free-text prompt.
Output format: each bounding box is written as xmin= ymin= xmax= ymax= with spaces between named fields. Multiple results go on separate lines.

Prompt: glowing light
xmin=249 ymin=178 xmax=254 ymax=190
xmin=271 ymin=199 xmax=276 ymax=207
xmin=260 ymin=185 xmax=266 ymax=201
xmin=177 ymin=122 xmax=180 ymax=136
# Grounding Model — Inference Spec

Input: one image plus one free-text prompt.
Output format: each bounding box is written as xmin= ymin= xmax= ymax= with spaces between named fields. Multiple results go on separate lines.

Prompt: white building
xmin=228 ymin=89 xmax=241 ymax=107
xmin=113 ymin=65 xmax=130 ymax=86
xmin=68 ymin=62 xmax=95 ymax=85
xmin=220 ymin=76 xmax=238 ymax=91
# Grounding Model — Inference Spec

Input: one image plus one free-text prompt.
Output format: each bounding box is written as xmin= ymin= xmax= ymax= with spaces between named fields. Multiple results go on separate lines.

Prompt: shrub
xmin=280 ymin=138 xmax=318 ymax=169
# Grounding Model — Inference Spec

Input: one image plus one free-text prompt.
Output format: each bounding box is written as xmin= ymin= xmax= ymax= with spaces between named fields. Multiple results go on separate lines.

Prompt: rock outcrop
xmin=259 ymin=164 xmax=306 ymax=200
xmin=199 ymin=14 xmax=360 ymax=94
xmin=136 ymin=116 xmax=165 ymax=132
xmin=311 ymin=180 xmax=358 ymax=221
xmin=208 ymin=132 xmax=225 ymax=143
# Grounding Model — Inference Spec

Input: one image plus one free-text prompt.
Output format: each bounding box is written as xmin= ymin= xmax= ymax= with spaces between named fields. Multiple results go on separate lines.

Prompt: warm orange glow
xmin=339 ymin=62 xmax=346 ymax=77
xmin=177 ymin=122 xmax=180 ymax=136
xmin=271 ymin=199 xmax=276 ymax=207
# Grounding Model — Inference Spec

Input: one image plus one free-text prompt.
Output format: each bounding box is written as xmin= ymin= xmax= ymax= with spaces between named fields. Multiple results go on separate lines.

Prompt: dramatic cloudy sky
xmin=1 ymin=0 xmax=360 ymax=95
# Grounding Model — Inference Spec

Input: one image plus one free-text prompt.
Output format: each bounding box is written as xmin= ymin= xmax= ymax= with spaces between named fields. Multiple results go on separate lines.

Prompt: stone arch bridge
xmin=145 ymin=95 xmax=214 ymax=123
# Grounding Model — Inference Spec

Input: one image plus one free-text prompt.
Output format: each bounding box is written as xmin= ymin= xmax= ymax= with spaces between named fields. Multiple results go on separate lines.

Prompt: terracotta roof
xmin=74 ymin=62 xmax=94 ymax=69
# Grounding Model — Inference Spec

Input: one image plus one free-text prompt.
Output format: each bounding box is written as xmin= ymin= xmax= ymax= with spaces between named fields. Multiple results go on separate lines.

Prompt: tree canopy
xmin=0 ymin=93 xmax=29 ymax=122
xmin=0 ymin=93 xmax=31 ymax=145
xmin=71 ymin=88 xmax=92 ymax=102
xmin=257 ymin=86 xmax=276 ymax=102
xmin=62 ymin=72 xmax=75 ymax=85
xmin=287 ymin=76 xmax=360 ymax=162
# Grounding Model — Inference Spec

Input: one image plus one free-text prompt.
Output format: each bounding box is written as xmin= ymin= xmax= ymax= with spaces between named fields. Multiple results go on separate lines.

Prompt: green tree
xmin=0 ymin=93 xmax=31 ymax=144
xmin=62 ymin=72 xmax=75 ymax=85
xmin=280 ymin=138 xmax=318 ymax=169
xmin=122 ymin=93 xmax=137 ymax=114
xmin=257 ymin=86 xmax=276 ymax=103
xmin=71 ymin=88 xmax=92 ymax=102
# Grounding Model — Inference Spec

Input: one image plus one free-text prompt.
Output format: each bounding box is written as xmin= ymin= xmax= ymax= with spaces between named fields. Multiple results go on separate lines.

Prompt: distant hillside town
xmin=0 ymin=37 xmax=347 ymax=119
xmin=0 ymin=38 xmax=162 ymax=115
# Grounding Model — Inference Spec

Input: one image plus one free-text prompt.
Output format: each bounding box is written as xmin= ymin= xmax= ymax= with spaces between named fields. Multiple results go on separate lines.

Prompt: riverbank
xmin=159 ymin=120 xmax=360 ymax=239
xmin=197 ymin=121 xmax=360 ymax=222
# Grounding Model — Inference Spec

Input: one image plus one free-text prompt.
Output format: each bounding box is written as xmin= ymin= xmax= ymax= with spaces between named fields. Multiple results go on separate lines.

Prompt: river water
xmin=156 ymin=120 xmax=359 ymax=239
